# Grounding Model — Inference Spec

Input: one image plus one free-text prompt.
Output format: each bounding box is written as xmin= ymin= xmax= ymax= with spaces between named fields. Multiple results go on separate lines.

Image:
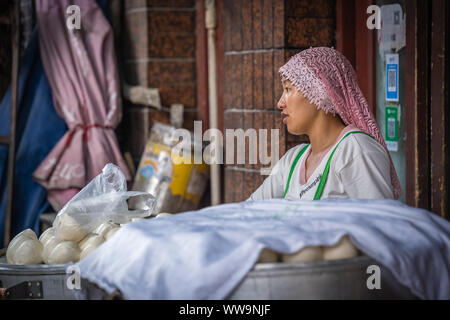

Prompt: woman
xmin=249 ymin=47 xmax=401 ymax=201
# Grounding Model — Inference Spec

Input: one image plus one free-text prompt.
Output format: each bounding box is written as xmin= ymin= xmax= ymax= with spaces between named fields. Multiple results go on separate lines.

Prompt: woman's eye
xmin=285 ymin=87 xmax=290 ymax=92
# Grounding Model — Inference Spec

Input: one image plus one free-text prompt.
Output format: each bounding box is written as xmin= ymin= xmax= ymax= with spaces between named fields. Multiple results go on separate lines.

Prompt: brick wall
xmin=121 ymin=0 xmax=198 ymax=163
xmin=221 ymin=0 xmax=335 ymax=203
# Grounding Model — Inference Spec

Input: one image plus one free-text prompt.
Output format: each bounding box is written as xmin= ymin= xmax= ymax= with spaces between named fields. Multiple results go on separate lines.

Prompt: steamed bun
xmin=56 ymin=214 xmax=89 ymax=242
xmin=281 ymin=246 xmax=323 ymax=263
xmin=42 ymin=236 xmax=62 ymax=264
xmin=39 ymin=227 xmax=56 ymax=247
xmin=257 ymin=248 xmax=279 ymax=263
xmin=80 ymin=235 xmax=105 ymax=260
xmin=93 ymin=221 xmax=117 ymax=238
xmin=6 ymin=229 xmax=43 ymax=265
xmin=46 ymin=241 xmax=80 ymax=264
xmin=323 ymin=235 xmax=358 ymax=260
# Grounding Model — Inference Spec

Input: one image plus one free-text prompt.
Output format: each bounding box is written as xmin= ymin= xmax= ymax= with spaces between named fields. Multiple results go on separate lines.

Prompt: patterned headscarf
xmin=279 ymin=47 xmax=401 ymax=199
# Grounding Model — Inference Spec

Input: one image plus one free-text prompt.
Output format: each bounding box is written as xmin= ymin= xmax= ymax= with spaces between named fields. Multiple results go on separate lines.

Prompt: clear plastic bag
xmin=53 ymin=164 xmax=156 ymax=241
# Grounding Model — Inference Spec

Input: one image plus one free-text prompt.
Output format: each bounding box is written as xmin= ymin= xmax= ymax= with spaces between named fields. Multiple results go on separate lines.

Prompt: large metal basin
xmin=0 ymin=256 xmax=76 ymax=299
xmin=0 ymin=255 xmax=418 ymax=300
xmin=227 ymin=255 xmax=417 ymax=299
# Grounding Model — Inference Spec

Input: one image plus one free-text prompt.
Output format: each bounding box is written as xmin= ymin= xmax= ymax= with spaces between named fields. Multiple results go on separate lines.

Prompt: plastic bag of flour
xmin=53 ymin=164 xmax=156 ymax=242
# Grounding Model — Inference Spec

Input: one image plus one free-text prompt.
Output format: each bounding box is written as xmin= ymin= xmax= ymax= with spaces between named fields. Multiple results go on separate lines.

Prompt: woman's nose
xmin=277 ymin=95 xmax=286 ymax=110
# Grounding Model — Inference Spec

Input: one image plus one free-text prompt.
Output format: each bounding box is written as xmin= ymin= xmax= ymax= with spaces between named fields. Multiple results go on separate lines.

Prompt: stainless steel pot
xmin=0 ymin=255 xmax=418 ymax=300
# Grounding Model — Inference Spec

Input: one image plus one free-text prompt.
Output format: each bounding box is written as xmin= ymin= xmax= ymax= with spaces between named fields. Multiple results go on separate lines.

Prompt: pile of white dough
xmin=6 ymin=213 xmax=359 ymax=265
xmin=257 ymin=235 xmax=362 ymax=264
xmin=6 ymin=212 xmax=172 ymax=265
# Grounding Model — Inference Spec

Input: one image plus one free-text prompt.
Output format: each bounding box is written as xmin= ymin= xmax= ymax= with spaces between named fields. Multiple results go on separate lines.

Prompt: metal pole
xmin=205 ymin=0 xmax=221 ymax=205
xmin=4 ymin=0 xmax=20 ymax=247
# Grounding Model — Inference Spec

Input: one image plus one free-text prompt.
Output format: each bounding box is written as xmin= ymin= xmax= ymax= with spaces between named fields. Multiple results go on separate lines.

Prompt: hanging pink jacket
xmin=33 ymin=0 xmax=131 ymax=210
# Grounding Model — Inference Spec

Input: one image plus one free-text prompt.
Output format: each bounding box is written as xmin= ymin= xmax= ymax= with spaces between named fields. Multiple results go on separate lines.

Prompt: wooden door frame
xmin=404 ymin=0 xmax=430 ymax=210
xmin=336 ymin=0 xmax=376 ymax=116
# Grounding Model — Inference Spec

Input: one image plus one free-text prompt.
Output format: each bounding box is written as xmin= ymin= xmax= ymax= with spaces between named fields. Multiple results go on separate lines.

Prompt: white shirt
xmin=248 ymin=126 xmax=394 ymax=201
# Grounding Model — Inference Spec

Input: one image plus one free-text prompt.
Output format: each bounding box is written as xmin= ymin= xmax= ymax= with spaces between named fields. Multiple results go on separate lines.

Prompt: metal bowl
xmin=0 ymin=255 xmax=417 ymax=300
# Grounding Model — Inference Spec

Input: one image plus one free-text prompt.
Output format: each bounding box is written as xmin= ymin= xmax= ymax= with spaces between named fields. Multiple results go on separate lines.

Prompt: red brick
xmin=273 ymin=111 xmax=286 ymax=157
xmin=273 ymin=49 xmax=284 ymax=108
xmin=148 ymin=33 xmax=195 ymax=58
xmin=253 ymin=53 xmax=263 ymax=108
xmin=147 ymin=0 xmax=195 ymax=7
xmin=231 ymin=54 xmax=243 ymax=109
xmin=222 ymin=0 xmax=232 ymax=52
xmin=147 ymin=10 xmax=195 ymax=34
xmin=148 ymin=109 xmax=171 ymax=128
xmin=273 ymin=0 xmax=285 ymax=47
xmin=223 ymin=167 xmax=244 ymax=203
xmin=224 ymin=167 xmax=235 ymax=203
xmin=262 ymin=0 xmax=274 ymax=49
xmin=229 ymin=0 xmax=243 ymax=51
xmin=285 ymin=49 xmax=301 ymax=61
xmin=253 ymin=109 xmax=264 ymax=131
xmin=262 ymin=52 xmax=274 ymax=109
xmin=243 ymin=171 xmax=260 ymax=200
xmin=147 ymin=61 xmax=195 ymax=85
xmin=241 ymin=0 xmax=253 ymax=51
xmin=223 ymin=54 xmax=233 ymax=109
xmin=263 ymin=112 xmax=275 ymax=171
xmin=224 ymin=112 xmax=244 ymax=165
xmin=286 ymin=0 xmax=335 ymax=18
xmin=157 ymin=84 xmax=196 ymax=109
xmin=243 ymin=112 xmax=257 ymax=169
xmin=182 ymin=110 xmax=197 ymax=131
xmin=286 ymin=18 xmax=335 ymax=48
xmin=243 ymin=54 xmax=253 ymax=108
xmin=252 ymin=0 xmax=263 ymax=49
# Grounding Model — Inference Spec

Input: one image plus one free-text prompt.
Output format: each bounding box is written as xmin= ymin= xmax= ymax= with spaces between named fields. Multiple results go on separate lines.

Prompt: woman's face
xmin=277 ymin=78 xmax=319 ymax=135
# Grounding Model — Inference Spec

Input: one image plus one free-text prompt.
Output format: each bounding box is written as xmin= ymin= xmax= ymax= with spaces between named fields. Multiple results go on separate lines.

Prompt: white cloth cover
xmin=73 ymin=199 xmax=450 ymax=300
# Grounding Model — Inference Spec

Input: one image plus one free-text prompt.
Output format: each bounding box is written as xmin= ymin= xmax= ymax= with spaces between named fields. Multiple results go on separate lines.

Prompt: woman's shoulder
xmin=334 ymin=132 xmax=389 ymax=169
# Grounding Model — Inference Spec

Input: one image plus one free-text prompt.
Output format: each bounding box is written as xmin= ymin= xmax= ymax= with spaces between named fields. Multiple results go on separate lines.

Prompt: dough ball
xmin=80 ymin=235 xmax=105 ymax=260
xmin=46 ymin=241 xmax=80 ymax=264
xmin=257 ymin=248 xmax=279 ymax=263
xmin=281 ymin=246 xmax=323 ymax=263
xmin=79 ymin=233 xmax=97 ymax=251
xmin=323 ymin=235 xmax=358 ymax=260
xmin=56 ymin=213 xmax=89 ymax=242
xmin=155 ymin=213 xmax=172 ymax=218
xmin=104 ymin=227 xmax=120 ymax=241
xmin=93 ymin=221 xmax=117 ymax=238
xmin=6 ymin=229 xmax=40 ymax=264
xmin=7 ymin=232 xmax=43 ymax=265
xmin=42 ymin=235 xmax=63 ymax=264
xmin=39 ymin=227 xmax=56 ymax=247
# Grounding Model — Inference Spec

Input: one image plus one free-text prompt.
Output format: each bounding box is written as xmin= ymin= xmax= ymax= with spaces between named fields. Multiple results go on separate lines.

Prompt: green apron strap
xmin=282 ymin=144 xmax=309 ymax=198
xmin=313 ymin=131 xmax=374 ymax=200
